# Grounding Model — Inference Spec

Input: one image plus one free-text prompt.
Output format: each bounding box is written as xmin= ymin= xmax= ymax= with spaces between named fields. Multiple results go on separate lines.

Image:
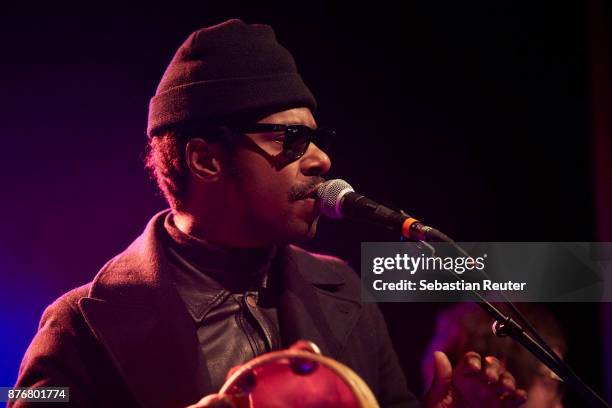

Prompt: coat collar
xmin=79 ymin=210 xmax=361 ymax=408
xmin=273 ymin=244 xmax=362 ymax=359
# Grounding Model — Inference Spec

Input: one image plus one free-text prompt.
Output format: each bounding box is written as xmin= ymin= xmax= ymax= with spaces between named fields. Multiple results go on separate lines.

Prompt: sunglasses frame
xmin=232 ymin=123 xmax=335 ymax=161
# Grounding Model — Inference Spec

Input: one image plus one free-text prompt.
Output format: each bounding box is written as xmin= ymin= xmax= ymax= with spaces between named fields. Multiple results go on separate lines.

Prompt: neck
xmin=165 ymin=211 xmax=277 ymax=290
xmin=173 ymin=208 xmax=273 ymax=249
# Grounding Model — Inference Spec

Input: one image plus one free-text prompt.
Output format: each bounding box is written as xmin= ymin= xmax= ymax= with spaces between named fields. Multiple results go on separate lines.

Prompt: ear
xmin=185 ymin=138 xmax=223 ymax=182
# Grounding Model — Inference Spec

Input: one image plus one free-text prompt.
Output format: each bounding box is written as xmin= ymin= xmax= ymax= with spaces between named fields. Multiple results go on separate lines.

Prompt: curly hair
xmin=144 ymin=127 xmax=238 ymax=209
xmin=144 ymin=131 xmax=191 ymax=210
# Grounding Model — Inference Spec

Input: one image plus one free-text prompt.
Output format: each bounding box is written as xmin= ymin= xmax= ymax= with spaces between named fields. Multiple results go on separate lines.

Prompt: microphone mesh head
xmin=316 ymin=179 xmax=354 ymax=218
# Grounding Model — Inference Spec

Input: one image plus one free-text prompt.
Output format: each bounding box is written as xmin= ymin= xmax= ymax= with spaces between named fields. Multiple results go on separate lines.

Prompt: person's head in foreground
xmin=145 ymin=19 xmax=332 ymax=249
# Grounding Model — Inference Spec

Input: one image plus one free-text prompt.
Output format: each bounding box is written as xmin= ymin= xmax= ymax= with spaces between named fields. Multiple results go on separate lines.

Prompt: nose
xmin=299 ymin=142 xmax=331 ymax=176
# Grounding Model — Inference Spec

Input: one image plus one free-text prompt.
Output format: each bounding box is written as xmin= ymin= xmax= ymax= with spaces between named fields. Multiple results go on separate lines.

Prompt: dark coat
xmin=11 ymin=211 xmax=420 ymax=408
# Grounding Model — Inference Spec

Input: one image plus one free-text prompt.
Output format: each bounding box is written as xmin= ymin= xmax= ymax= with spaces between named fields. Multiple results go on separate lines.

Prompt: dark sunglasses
xmin=233 ymin=123 xmax=335 ymax=161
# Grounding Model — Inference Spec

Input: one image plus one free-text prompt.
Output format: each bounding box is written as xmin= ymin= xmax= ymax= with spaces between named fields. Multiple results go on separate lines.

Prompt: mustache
xmin=288 ymin=177 xmax=326 ymax=201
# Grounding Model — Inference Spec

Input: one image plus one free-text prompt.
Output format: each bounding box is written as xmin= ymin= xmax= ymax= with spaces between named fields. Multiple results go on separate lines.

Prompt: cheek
xmin=231 ymin=153 xmax=294 ymax=212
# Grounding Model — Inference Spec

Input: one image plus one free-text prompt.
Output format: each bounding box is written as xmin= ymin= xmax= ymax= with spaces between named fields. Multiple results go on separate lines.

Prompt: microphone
xmin=315 ymin=179 xmax=448 ymax=242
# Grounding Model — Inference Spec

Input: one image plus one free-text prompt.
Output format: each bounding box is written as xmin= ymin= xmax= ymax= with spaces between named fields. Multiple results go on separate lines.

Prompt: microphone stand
xmin=415 ymin=235 xmax=611 ymax=408
xmin=486 ymin=302 xmax=610 ymax=408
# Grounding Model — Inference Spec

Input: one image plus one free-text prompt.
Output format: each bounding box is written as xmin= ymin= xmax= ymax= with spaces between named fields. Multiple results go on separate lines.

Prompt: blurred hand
xmin=186 ymin=394 xmax=234 ymax=408
xmin=424 ymin=351 xmax=528 ymax=408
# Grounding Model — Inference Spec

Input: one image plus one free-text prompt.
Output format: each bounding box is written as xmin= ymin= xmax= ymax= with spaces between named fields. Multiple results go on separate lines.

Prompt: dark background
xmin=1 ymin=1 xmax=610 ymax=405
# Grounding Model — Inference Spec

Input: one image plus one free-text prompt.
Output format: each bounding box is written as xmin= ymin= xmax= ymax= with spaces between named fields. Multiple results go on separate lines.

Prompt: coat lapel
xmin=79 ymin=210 xmax=204 ymax=408
xmin=276 ymin=245 xmax=362 ymax=360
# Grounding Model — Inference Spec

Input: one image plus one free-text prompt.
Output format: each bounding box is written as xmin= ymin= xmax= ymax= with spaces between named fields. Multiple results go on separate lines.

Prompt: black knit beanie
xmin=147 ymin=19 xmax=316 ymax=137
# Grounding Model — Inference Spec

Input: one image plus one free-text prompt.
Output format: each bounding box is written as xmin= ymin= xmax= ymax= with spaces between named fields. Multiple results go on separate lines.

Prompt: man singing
xmin=12 ymin=19 xmax=527 ymax=408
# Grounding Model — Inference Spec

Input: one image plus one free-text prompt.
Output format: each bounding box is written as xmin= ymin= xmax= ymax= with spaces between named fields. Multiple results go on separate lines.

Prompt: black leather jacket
xmin=165 ymin=242 xmax=283 ymax=391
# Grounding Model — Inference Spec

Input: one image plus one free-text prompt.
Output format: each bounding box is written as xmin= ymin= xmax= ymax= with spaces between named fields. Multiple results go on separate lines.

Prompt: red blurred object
xmin=219 ymin=341 xmax=379 ymax=408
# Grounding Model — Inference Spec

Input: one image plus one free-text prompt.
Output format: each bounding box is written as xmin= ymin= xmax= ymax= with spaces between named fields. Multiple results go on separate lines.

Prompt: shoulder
xmin=37 ymin=284 xmax=92 ymax=333
xmin=48 ymin=283 xmax=91 ymax=311
xmin=286 ymin=245 xmax=360 ymax=287
xmin=289 ymin=245 xmax=354 ymax=272
xmin=17 ymin=283 xmax=98 ymax=381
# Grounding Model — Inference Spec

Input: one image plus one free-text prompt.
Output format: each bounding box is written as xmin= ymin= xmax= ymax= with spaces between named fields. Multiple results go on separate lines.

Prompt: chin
xmin=283 ymin=217 xmax=319 ymax=244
